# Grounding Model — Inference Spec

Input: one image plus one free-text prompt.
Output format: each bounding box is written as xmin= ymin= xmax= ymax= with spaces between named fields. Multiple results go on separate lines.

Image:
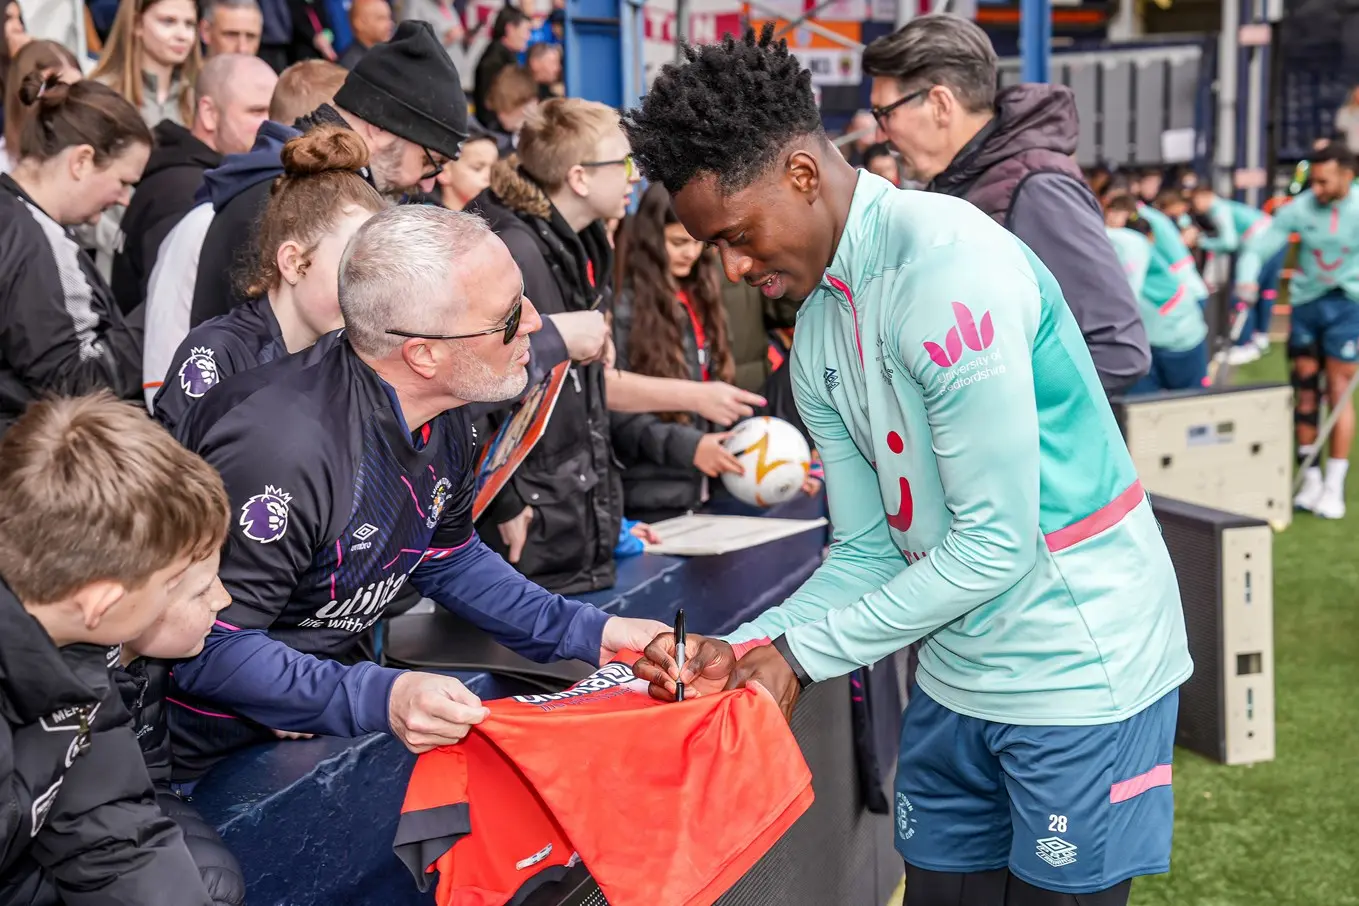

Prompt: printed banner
xmin=746 ymin=16 xmax=864 ymax=85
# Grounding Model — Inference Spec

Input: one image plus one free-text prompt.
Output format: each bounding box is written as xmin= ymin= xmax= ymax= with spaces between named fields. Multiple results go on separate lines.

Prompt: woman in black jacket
xmin=0 ymin=73 xmax=151 ymax=436
xmin=611 ymin=183 xmax=743 ymax=522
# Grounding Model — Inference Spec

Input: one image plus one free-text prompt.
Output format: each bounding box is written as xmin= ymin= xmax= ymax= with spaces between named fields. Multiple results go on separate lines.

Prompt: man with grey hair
xmin=864 ymin=13 xmax=1151 ymax=396
xmin=199 ymin=0 xmax=264 ymax=56
xmin=164 ymin=205 xmax=670 ymax=779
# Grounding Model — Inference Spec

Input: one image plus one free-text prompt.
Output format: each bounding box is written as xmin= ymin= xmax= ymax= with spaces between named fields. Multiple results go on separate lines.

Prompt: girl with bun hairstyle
xmin=153 ymin=125 xmax=386 ymax=429
xmin=92 ymin=0 xmax=201 ymax=127
xmin=0 ymin=38 xmax=81 ymax=172
xmin=0 ymin=73 xmax=153 ymax=436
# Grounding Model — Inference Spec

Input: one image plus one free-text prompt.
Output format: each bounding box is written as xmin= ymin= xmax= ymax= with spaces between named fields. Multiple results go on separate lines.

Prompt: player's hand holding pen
xmin=635 ymin=630 xmax=802 ymax=720
xmin=634 ymin=628 xmax=738 ymax=701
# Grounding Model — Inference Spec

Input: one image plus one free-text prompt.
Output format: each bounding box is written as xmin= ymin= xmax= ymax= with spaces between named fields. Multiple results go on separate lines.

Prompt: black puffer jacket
xmin=609 ymin=288 xmax=710 ymax=523
xmin=112 ymin=659 xmax=245 ymax=906
xmin=0 ymin=577 xmax=211 ymax=906
xmin=468 ymin=166 xmax=624 ymax=595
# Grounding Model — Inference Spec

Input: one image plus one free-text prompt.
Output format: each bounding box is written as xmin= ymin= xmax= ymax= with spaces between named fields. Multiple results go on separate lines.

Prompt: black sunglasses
xmin=871 ymin=86 xmax=931 ymax=125
xmin=420 ymin=146 xmax=447 ymax=182
xmin=386 ymin=297 xmax=523 ymax=346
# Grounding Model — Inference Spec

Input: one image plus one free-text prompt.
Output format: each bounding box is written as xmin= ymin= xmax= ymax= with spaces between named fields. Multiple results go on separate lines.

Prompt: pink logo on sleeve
xmin=923 ymin=302 xmax=994 ymax=367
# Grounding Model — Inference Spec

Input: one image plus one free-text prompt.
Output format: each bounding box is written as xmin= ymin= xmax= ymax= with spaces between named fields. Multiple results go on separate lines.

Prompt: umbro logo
xmin=1035 ymin=836 xmax=1078 ymax=868
xmin=823 ymin=366 xmax=840 ymax=393
xmin=353 ymin=523 xmax=379 ymax=541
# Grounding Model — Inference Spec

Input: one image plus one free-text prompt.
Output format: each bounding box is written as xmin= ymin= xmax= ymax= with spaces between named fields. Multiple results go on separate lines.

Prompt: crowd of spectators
xmin=0 ymin=5 xmax=1327 ymax=906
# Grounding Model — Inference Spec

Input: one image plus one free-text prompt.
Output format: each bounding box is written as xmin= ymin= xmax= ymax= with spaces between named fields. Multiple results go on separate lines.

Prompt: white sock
xmin=1324 ymin=458 xmax=1349 ymax=493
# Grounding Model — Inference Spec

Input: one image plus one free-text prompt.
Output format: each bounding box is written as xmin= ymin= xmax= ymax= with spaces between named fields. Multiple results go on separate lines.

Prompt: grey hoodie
xmin=928 ymin=84 xmax=1151 ymax=395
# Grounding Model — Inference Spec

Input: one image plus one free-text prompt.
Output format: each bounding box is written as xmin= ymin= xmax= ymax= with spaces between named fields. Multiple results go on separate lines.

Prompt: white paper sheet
xmin=645 ymin=514 xmax=829 ymax=556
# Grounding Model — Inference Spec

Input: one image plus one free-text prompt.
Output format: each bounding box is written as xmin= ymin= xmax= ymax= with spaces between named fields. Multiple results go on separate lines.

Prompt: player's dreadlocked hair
xmin=623 ymin=23 xmax=824 ymax=195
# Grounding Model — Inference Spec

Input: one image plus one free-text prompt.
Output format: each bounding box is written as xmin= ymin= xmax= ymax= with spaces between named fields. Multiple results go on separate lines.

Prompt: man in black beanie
xmin=189 ymin=20 xmax=470 ymax=326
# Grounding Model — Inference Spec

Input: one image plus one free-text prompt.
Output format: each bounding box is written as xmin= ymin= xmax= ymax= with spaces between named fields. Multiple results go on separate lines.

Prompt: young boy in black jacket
xmin=0 ymin=392 xmax=232 ymax=906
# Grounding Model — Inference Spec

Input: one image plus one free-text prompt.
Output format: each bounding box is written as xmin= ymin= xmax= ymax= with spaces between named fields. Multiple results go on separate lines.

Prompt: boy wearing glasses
xmin=467 ymin=97 xmax=642 ymax=588
xmin=166 ymin=205 xmax=668 ymax=780
xmin=0 ymin=393 xmax=231 ymax=906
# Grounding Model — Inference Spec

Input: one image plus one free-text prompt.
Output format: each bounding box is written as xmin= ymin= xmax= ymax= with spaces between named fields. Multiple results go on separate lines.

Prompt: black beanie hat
xmin=333 ymin=20 xmax=470 ymax=161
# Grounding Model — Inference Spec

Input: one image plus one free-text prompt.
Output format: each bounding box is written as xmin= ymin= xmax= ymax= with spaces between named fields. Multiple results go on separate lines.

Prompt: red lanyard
xmin=676 ymin=291 xmax=708 ymax=380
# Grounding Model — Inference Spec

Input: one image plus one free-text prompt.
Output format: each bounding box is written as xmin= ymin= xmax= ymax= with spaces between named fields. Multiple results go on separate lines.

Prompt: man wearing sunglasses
xmin=863 ymin=14 xmax=1150 ymax=397
xmin=167 ymin=206 xmax=670 ymax=779
xmin=190 ymin=20 xmax=468 ymax=328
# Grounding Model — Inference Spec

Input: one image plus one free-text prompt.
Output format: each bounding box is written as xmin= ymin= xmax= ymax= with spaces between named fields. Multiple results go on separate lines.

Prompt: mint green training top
xmin=722 ymin=174 xmax=1192 ymax=726
xmin=1106 ymin=226 xmax=1151 ymax=300
xmin=1137 ymin=205 xmax=1210 ymax=353
xmin=1237 ymin=188 xmax=1359 ymax=305
xmin=1199 ymin=197 xmax=1270 ymax=254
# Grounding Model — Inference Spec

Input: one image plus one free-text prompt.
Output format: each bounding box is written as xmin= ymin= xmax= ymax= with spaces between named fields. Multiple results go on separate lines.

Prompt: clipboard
xmin=472 ymin=361 xmax=572 ymax=520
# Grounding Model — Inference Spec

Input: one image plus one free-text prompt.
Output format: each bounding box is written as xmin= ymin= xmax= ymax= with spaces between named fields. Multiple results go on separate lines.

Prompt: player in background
xmin=1125 ymin=196 xmax=1210 ymax=394
xmin=152 ymin=125 xmax=385 ymax=430
xmin=1235 ymin=143 xmax=1359 ymax=518
xmin=1189 ymin=186 xmax=1279 ymax=364
xmin=168 ymin=206 xmax=668 ymax=780
xmin=1102 ymin=194 xmax=1152 ymax=301
xmin=627 ymin=29 xmax=1191 ymax=906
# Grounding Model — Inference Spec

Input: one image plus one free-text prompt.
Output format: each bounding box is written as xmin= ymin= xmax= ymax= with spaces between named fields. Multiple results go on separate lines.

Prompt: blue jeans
xmin=1127 ymin=340 xmax=1209 ymax=395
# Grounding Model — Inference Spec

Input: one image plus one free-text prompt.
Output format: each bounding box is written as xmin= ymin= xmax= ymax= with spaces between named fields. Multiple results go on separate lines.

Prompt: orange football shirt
xmin=394 ymin=656 xmax=814 ymax=906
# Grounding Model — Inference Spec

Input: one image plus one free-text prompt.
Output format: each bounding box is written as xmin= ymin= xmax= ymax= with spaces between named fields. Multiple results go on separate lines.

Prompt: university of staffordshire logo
xmin=240 ymin=485 xmax=292 ymax=544
xmin=923 ymin=303 xmax=994 ymax=368
xmin=177 ymin=346 xmax=219 ymax=399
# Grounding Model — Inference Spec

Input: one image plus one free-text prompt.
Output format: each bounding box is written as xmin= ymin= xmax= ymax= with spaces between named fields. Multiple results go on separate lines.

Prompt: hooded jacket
xmin=190 ymin=107 xmax=353 ymax=326
xmin=927 ymin=84 xmax=1151 ymax=395
xmin=0 ymin=174 xmax=142 ymax=438
xmin=112 ymin=121 xmax=223 ymax=315
xmin=467 ymin=161 xmax=624 ymax=595
xmin=0 ymin=578 xmax=213 ymax=906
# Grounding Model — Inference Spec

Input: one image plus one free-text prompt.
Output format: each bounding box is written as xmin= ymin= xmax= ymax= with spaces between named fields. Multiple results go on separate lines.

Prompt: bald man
xmin=112 ymin=54 xmax=279 ymax=313
xmin=339 ymin=0 xmax=394 ymax=70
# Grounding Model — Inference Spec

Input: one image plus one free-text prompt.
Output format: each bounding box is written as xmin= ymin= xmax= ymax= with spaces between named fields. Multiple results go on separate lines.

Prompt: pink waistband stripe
xmin=1169 ymin=256 xmax=1194 ymax=273
xmin=1045 ymin=480 xmax=1145 ymax=553
xmin=1110 ymin=763 xmax=1172 ymax=804
xmin=1158 ymin=286 xmax=1187 ymax=315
